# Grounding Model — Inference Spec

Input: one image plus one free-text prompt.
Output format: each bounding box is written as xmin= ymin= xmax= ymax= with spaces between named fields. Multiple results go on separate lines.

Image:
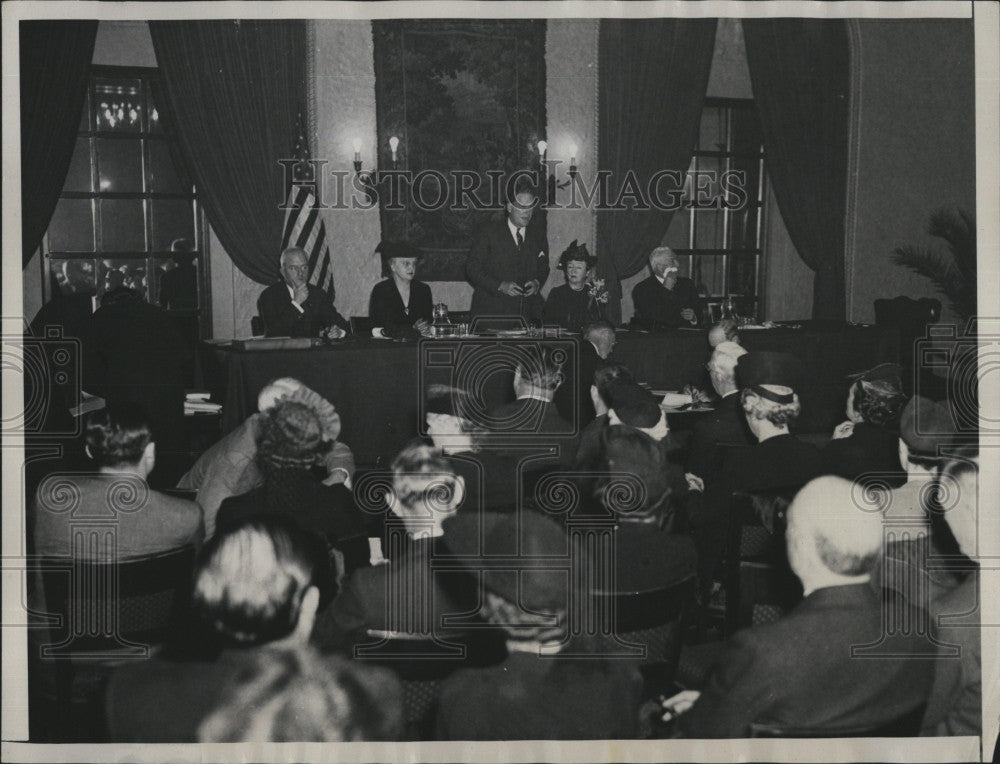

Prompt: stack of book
xmin=184 ymin=391 xmax=221 ymax=416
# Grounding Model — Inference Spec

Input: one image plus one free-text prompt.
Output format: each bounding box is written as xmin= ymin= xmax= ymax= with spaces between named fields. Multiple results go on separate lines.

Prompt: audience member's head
xmin=425 ymin=384 xmax=480 ymax=452
xmin=898 ymin=396 xmax=956 ymax=476
xmin=513 ymin=346 xmax=565 ymax=401
xmin=197 ymin=645 xmax=403 ymax=742
xmin=737 ymin=352 xmax=802 ymax=439
xmin=256 ymin=399 xmax=333 ymax=476
xmin=707 ymin=340 xmax=747 ymax=397
xmin=84 ymin=403 xmax=155 ymax=476
xmin=607 ymin=380 xmax=670 ymax=442
xmin=648 ymin=246 xmax=679 ymax=289
xmin=590 ymin=364 xmax=635 ymax=416
xmin=936 ymin=448 xmax=979 ymax=559
xmin=192 ymin=516 xmax=331 ymax=648
xmin=389 ymin=441 xmax=465 ymax=534
xmin=257 ymin=377 xmax=302 ymax=413
xmin=584 ymin=320 xmax=616 ymax=360
xmin=846 ymin=363 xmax=905 ymax=427
xmin=594 ymin=425 xmax=672 ymax=524
xmin=558 ymin=240 xmax=595 ymax=290
xmin=708 ymin=319 xmax=739 ymax=348
xmin=786 ymin=476 xmax=883 ymax=596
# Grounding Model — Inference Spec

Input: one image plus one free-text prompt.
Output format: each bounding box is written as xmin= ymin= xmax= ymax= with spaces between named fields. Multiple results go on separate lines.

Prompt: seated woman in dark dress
xmin=822 ymin=362 xmax=907 ymax=486
xmin=368 ymin=240 xmax=433 ymax=336
xmin=542 ymin=240 xmax=602 ymax=332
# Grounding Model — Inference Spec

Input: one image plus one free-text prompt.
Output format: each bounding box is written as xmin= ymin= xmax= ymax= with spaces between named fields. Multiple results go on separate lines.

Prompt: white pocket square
xmin=537 ymin=251 xmax=546 ymax=258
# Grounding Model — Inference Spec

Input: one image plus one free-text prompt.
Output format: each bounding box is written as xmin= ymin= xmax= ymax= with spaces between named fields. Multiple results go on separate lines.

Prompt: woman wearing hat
xmin=369 ymin=241 xmax=434 ymax=335
xmin=542 ymin=240 xmax=602 ymax=331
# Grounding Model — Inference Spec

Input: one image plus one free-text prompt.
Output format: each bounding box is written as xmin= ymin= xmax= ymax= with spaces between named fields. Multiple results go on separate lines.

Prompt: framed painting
xmin=373 ymin=20 xmax=547 ymax=281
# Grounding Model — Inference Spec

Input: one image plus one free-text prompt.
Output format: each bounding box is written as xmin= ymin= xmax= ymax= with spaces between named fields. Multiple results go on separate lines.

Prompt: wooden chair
xmin=594 ymin=575 xmax=696 ymax=697
xmin=723 ymin=487 xmax=803 ymax=636
xmin=749 ymin=703 xmax=927 ymax=738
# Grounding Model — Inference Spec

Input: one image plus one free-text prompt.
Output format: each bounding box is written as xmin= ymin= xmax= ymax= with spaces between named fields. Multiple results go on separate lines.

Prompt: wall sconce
xmin=352 ymin=138 xmax=376 ymax=204
xmin=568 ymin=143 xmax=578 ymax=179
xmin=389 ymin=136 xmax=400 ymax=169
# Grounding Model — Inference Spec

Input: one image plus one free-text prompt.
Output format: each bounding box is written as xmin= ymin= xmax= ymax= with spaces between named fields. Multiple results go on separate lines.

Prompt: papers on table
xmin=185 ymin=391 xmax=221 ymax=415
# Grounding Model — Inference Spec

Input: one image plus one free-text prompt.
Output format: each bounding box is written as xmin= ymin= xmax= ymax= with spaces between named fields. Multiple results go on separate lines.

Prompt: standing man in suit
xmin=665 ymin=475 xmax=936 ymax=737
xmin=257 ymin=247 xmax=349 ymax=338
xmin=631 ymin=246 xmax=701 ymax=329
xmin=466 ymin=183 xmax=550 ymax=322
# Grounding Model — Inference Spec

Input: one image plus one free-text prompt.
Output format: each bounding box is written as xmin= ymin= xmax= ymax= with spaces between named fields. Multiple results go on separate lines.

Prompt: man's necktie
xmin=516 ymin=230 xmax=524 ymax=249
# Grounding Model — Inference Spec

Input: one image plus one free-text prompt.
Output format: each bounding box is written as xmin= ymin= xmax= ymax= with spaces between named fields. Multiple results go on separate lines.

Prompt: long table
xmin=204 ymin=324 xmax=898 ymax=466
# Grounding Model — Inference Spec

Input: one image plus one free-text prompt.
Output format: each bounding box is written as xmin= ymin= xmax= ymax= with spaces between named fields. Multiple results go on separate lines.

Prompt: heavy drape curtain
xmin=743 ymin=19 xmax=851 ymax=321
xmin=596 ymin=19 xmax=717 ymax=324
xmin=20 ymin=20 xmax=98 ymax=267
xmin=149 ymin=21 xmax=306 ymax=285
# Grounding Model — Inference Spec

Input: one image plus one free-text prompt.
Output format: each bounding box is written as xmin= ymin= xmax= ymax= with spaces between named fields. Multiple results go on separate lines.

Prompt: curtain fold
xmin=148 ymin=21 xmax=306 ymax=285
xmin=20 ymin=20 xmax=98 ymax=267
xmin=743 ymin=19 xmax=850 ymax=321
xmin=596 ymin=19 xmax=717 ymax=324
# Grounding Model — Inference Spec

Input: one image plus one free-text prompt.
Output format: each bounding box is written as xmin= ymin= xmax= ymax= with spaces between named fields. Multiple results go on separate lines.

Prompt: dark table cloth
xmin=204 ymin=324 xmax=896 ymax=466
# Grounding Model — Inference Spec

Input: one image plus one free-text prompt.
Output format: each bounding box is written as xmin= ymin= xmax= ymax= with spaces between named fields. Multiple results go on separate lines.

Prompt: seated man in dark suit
xmin=685 ymin=341 xmax=754 ymax=487
xmin=630 ymin=246 xmax=701 ymax=330
xmin=257 ymin=246 xmax=349 ymax=338
xmin=666 ymin=475 xmax=936 ymax=737
xmin=553 ymin=320 xmax=613 ymax=427
xmin=489 ymin=346 xmax=573 ymax=438
xmin=310 ymin=442 xmax=484 ymax=653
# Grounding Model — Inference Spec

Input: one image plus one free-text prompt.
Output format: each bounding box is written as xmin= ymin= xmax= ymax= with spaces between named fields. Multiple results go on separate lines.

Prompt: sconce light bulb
xmin=537 ymin=140 xmax=547 ymax=155
xmin=389 ymin=136 xmax=400 ymax=152
xmin=353 ymin=139 xmax=362 ymax=153
xmin=569 ymin=143 xmax=578 ymax=158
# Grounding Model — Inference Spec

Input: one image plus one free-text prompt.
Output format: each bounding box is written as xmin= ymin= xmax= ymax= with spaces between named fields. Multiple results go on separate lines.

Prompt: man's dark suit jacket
xmin=553 ymin=339 xmax=604 ymax=428
xmin=466 ymin=217 xmax=549 ymax=320
xmin=369 ymin=278 xmax=433 ymax=329
xmin=686 ymin=392 xmax=754 ymax=481
xmin=821 ymin=421 xmax=905 ymax=486
xmin=257 ymin=282 xmax=349 ymax=337
xmin=631 ymin=275 xmax=701 ymax=329
xmin=681 ymin=584 xmax=936 ymax=737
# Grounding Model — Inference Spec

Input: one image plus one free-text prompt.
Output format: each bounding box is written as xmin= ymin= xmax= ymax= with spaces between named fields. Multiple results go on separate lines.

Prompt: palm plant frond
xmin=890 ymin=208 xmax=976 ymax=323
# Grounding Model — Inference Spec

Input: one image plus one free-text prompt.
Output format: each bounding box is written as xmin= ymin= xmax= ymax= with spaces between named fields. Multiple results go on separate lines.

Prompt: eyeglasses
xmin=284 ymin=263 xmax=308 ymax=273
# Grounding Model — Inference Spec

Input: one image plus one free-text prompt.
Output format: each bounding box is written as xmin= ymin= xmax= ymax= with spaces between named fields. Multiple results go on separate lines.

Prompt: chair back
xmin=749 ymin=703 xmax=927 ymax=738
xmin=350 ymin=316 xmax=375 ymax=335
xmin=39 ymin=545 xmax=196 ymax=660
xmin=723 ymin=486 xmax=803 ymax=636
xmin=594 ymin=575 xmax=695 ymax=693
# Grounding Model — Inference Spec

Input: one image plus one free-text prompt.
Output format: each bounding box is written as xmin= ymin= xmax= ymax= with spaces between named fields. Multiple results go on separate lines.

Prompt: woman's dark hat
xmin=558 ymin=240 xmax=595 ymax=270
xmin=737 ymin=352 xmax=801 ymax=404
xmin=376 ymin=240 xmax=422 ymax=268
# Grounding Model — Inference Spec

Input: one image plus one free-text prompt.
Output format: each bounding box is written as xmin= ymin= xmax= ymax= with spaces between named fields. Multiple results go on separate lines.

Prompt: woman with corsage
xmin=369 ymin=241 xmax=434 ymax=336
xmin=542 ymin=240 xmax=604 ymax=332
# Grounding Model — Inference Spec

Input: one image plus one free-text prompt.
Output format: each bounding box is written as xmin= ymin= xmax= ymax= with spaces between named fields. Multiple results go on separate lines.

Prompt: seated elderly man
xmin=666 ymin=476 xmax=936 ymax=737
xmin=553 ymin=320 xmax=614 ymax=426
xmin=105 ymin=516 xmax=337 ymax=742
xmin=311 ymin=442 xmax=483 ymax=652
xmin=436 ymin=511 xmax=643 ymax=740
xmin=630 ymin=246 xmax=701 ymax=329
xmin=257 ymin=246 xmax=349 ymax=339
xmin=33 ymin=403 xmax=203 ymax=560
xmin=488 ymin=346 xmax=574 ymax=439
xmin=177 ymin=377 xmax=354 ymax=537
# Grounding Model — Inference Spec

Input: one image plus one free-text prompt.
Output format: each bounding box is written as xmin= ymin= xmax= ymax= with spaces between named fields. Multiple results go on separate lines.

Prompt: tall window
xmin=662 ymin=97 xmax=765 ymax=319
xmin=44 ymin=65 xmax=207 ymax=333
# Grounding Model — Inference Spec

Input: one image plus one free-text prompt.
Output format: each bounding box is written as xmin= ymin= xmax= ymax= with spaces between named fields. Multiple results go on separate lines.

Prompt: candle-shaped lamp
xmin=569 ymin=143 xmax=578 ymax=176
xmin=389 ymin=136 xmax=400 ymax=168
xmin=537 ymin=139 xmax=548 ymax=169
xmin=352 ymin=139 xmax=362 ymax=173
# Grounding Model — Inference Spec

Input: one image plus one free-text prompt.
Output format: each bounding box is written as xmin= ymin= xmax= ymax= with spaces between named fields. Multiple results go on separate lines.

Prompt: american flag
xmin=281 ymin=115 xmax=334 ymax=298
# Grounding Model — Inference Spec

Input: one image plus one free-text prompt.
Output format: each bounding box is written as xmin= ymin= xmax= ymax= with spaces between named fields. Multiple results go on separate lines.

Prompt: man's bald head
xmin=584 ymin=321 xmax=616 ymax=360
xmin=787 ymin=476 xmax=883 ymax=581
xmin=258 ymin=377 xmax=303 ymax=412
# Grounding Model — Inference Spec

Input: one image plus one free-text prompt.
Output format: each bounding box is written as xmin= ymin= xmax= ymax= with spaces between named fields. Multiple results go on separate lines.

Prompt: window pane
xmin=690 ymin=156 xmax=723 ymax=209
xmin=63 ymin=139 xmax=93 ymax=193
xmin=98 ymin=258 xmax=149 ymax=300
xmin=728 ymin=204 xmax=760 ymax=251
xmin=48 ymin=199 xmax=95 ymax=252
xmin=693 ymin=209 xmax=723 ymax=250
xmin=147 ymin=80 xmax=164 ymax=135
xmin=100 ymin=199 xmax=146 ymax=251
xmin=731 ymin=106 xmax=763 ymax=155
xmin=151 ymin=200 xmax=195 ymax=251
xmin=148 ymin=140 xmax=187 ymax=193
xmin=690 ymin=255 xmax=726 ymax=298
xmin=94 ymin=77 xmax=144 ymax=133
xmin=79 ymin=88 xmax=91 ymax=131
xmin=152 ymin=255 xmax=199 ymax=310
xmin=97 ymin=138 xmax=143 ymax=193
xmin=662 ymin=209 xmax=691 ymax=250
xmin=727 ymin=253 xmax=758 ymax=305
xmin=699 ymin=106 xmax=726 ymax=152
xmin=49 ymin=257 xmax=96 ymax=297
